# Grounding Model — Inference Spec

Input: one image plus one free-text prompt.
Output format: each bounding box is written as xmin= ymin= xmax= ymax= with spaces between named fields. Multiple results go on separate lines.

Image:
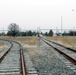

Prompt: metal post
xmin=61 ymin=16 xmax=63 ymax=36
xmin=3 ymin=28 xmax=4 ymax=49
xmin=56 ymin=27 xmax=58 ymax=48
xmin=73 ymin=27 xmax=75 ymax=36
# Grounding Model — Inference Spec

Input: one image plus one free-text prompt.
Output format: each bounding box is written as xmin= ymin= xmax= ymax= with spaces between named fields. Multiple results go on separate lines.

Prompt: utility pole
xmin=72 ymin=9 xmax=76 ymax=36
xmin=61 ymin=16 xmax=63 ymax=36
xmin=73 ymin=27 xmax=75 ymax=36
xmin=3 ymin=28 xmax=4 ymax=48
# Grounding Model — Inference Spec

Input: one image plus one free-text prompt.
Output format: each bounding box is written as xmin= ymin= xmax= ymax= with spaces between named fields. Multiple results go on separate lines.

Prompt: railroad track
xmin=0 ymin=40 xmax=27 ymax=75
xmin=0 ymin=40 xmax=13 ymax=62
xmin=41 ymin=37 xmax=76 ymax=65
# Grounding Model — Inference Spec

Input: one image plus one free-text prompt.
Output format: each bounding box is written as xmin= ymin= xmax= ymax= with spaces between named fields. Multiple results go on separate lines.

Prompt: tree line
xmin=1 ymin=23 xmax=76 ymax=36
xmin=6 ymin=23 xmax=54 ymax=37
xmin=62 ymin=31 xmax=76 ymax=36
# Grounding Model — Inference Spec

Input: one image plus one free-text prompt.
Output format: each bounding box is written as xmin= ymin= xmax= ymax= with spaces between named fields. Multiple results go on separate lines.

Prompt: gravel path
xmin=24 ymin=38 xmax=76 ymax=75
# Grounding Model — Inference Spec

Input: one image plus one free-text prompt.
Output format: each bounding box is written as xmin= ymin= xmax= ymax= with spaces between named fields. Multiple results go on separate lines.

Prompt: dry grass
xmin=1 ymin=36 xmax=76 ymax=48
xmin=0 ymin=36 xmax=36 ymax=45
xmin=47 ymin=36 xmax=76 ymax=47
xmin=0 ymin=43 xmax=2 ymax=46
xmin=0 ymin=41 xmax=4 ymax=51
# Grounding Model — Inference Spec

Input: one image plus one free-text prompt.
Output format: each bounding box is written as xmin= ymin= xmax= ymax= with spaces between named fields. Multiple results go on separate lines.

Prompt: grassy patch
xmin=0 ymin=36 xmax=36 ymax=45
xmin=47 ymin=36 xmax=76 ymax=47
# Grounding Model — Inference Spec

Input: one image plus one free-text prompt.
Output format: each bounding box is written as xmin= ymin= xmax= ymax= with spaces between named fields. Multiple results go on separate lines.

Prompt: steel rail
xmin=49 ymin=40 xmax=76 ymax=52
xmin=0 ymin=40 xmax=27 ymax=75
xmin=0 ymin=40 xmax=13 ymax=62
xmin=20 ymin=48 xmax=27 ymax=75
xmin=41 ymin=37 xmax=76 ymax=65
xmin=44 ymin=37 xmax=76 ymax=52
xmin=15 ymin=41 xmax=27 ymax=75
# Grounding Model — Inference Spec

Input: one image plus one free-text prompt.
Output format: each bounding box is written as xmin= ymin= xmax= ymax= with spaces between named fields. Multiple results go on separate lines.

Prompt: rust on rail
xmin=0 ymin=40 xmax=13 ymax=62
xmin=20 ymin=48 xmax=28 ymax=75
xmin=41 ymin=38 xmax=76 ymax=65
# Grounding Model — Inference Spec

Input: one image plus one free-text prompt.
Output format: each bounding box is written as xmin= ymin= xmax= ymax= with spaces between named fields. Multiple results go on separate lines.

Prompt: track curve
xmin=0 ymin=40 xmax=27 ymax=75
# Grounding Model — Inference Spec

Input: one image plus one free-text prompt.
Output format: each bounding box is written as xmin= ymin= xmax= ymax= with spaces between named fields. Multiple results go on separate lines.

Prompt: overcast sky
xmin=0 ymin=0 xmax=76 ymax=31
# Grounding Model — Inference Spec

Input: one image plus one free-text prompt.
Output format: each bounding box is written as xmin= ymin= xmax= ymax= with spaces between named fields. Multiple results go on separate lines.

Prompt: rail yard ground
xmin=0 ymin=36 xmax=76 ymax=75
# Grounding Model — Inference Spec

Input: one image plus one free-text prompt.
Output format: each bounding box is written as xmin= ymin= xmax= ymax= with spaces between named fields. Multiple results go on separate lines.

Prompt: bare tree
xmin=7 ymin=23 xmax=19 ymax=37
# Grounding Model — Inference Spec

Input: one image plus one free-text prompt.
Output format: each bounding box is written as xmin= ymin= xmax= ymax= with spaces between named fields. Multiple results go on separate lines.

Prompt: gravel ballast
xmin=24 ymin=38 xmax=76 ymax=75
